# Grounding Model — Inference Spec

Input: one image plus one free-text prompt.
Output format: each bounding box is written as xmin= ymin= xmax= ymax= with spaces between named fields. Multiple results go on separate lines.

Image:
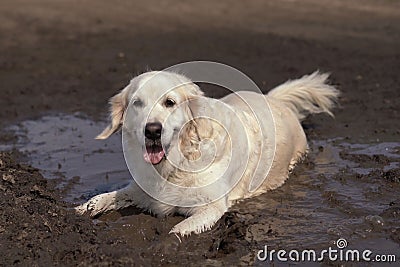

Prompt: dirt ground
xmin=0 ymin=0 xmax=399 ymax=266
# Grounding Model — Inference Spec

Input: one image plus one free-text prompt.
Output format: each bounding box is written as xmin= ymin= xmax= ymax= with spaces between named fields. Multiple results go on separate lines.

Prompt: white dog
xmin=76 ymin=70 xmax=339 ymax=236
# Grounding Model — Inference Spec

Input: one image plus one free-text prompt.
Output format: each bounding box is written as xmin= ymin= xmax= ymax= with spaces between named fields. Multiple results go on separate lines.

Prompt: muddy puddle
xmin=1 ymin=113 xmax=399 ymax=265
xmin=0 ymin=113 xmax=130 ymax=203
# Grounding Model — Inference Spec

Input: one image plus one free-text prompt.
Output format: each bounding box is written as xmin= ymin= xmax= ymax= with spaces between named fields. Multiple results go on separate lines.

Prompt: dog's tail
xmin=267 ymin=71 xmax=340 ymax=121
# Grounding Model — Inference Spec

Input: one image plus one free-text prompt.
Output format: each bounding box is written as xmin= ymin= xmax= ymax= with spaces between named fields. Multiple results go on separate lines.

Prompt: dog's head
xmin=97 ymin=71 xmax=205 ymax=165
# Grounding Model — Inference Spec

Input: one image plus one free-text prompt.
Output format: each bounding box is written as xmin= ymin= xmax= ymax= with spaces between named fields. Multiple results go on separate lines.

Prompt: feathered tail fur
xmin=267 ymin=71 xmax=340 ymax=120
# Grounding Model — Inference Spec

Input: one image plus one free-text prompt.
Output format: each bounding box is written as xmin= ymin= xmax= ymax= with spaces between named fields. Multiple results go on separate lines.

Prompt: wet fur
xmin=76 ymin=70 xmax=339 ymax=236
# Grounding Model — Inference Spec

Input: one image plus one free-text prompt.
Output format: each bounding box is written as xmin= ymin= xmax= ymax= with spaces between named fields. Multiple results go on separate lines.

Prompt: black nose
xmin=145 ymin=122 xmax=162 ymax=140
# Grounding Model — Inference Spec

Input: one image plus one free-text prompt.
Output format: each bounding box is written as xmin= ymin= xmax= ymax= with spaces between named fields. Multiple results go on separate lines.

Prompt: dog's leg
xmin=169 ymin=198 xmax=228 ymax=236
xmin=75 ymin=182 xmax=141 ymax=217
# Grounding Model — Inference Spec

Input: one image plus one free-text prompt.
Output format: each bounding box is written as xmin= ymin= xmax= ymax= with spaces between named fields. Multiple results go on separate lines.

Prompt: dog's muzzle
xmin=143 ymin=122 xmax=165 ymax=165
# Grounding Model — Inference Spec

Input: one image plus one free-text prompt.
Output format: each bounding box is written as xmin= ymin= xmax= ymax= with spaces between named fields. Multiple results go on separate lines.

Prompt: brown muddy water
xmin=1 ymin=113 xmax=399 ymax=265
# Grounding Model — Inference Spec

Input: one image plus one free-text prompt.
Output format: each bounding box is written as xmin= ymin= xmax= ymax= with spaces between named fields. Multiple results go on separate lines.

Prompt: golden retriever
xmin=76 ymin=70 xmax=339 ymax=236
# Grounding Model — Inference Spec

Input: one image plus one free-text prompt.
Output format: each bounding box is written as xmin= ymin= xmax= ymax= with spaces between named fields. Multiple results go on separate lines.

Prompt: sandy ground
xmin=0 ymin=0 xmax=399 ymax=266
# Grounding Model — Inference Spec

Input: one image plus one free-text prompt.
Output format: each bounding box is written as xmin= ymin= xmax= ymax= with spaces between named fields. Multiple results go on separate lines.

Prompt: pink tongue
xmin=143 ymin=145 xmax=165 ymax=164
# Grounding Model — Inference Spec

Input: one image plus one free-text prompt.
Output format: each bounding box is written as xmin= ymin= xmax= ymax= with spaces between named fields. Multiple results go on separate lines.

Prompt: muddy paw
xmin=75 ymin=193 xmax=115 ymax=217
xmin=169 ymin=223 xmax=192 ymax=237
xmin=169 ymin=217 xmax=214 ymax=236
xmin=75 ymin=202 xmax=89 ymax=215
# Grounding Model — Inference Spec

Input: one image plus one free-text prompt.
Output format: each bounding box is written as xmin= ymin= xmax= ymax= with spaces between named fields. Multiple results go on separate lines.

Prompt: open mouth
xmin=143 ymin=138 xmax=165 ymax=165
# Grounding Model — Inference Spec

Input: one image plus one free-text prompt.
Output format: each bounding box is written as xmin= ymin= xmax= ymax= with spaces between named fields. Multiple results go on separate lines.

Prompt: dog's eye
xmin=132 ymin=99 xmax=143 ymax=107
xmin=165 ymin=98 xmax=175 ymax=108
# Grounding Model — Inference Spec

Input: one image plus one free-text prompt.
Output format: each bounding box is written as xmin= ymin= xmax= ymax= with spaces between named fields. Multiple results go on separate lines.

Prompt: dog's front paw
xmin=169 ymin=221 xmax=192 ymax=237
xmin=169 ymin=216 xmax=216 ymax=236
xmin=75 ymin=192 xmax=116 ymax=217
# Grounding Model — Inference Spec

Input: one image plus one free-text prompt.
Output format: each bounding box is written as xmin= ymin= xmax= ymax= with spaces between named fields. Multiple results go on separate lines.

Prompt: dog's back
xmin=262 ymin=71 xmax=339 ymax=194
xmin=223 ymin=71 xmax=339 ymax=201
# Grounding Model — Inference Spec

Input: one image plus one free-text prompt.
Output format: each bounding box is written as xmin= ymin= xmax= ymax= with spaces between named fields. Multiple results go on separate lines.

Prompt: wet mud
xmin=1 ymin=113 xmax=399 ymax=266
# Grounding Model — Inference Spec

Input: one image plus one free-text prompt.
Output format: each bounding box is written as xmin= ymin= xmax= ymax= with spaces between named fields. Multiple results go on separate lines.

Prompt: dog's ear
xmin=96 ymin=89 xmax=128 ymax=139
xmin=179 ymin=96 xmax=205 ymax=160
xmin=185 ymin=95 xmax=213 ymax=141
